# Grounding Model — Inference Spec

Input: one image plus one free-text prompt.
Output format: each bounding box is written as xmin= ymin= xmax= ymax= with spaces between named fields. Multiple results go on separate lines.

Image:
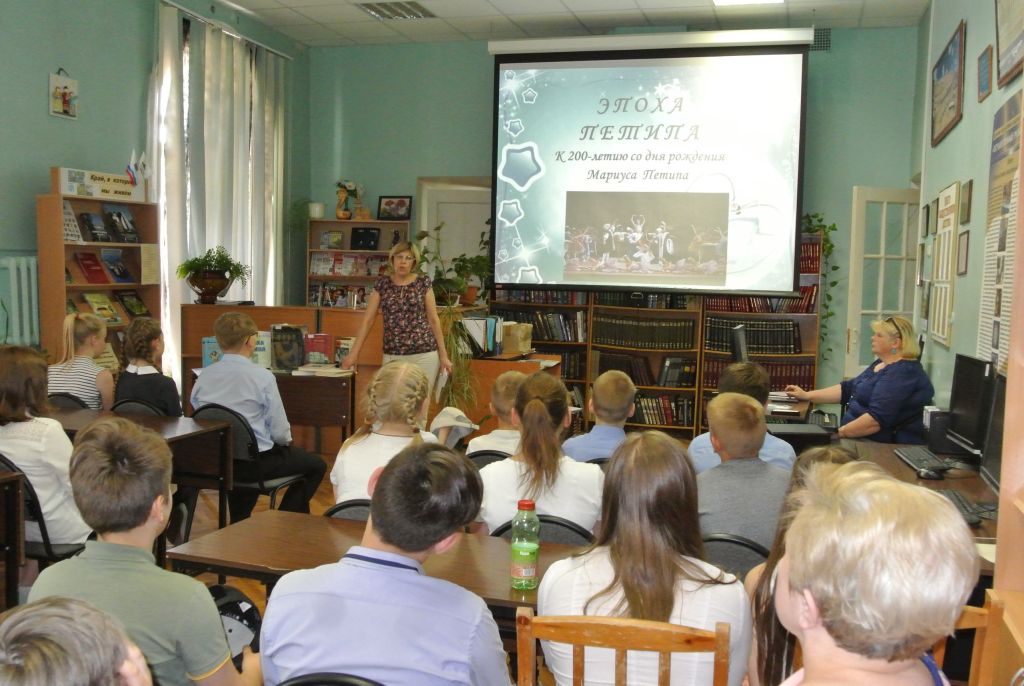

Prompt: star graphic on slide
xmin=498 ymin=200 xmax=524 ymax=227
xmin=516 ymin=266 xmax=543 ymax=284
xmin=522 ymin=88 xmax=538 ymax=104
xmin=497 ymin=143 xmax=545 ymax=192
xmin=504 ymin=119 xmax=525 ymax=138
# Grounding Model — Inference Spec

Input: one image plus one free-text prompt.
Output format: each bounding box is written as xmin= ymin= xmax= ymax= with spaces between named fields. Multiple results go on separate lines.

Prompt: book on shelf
xmin=252 ymin=332 xmax=272 ymax=368
xmin=78 ymin=213 xmax=111 ymax=242
xmin=201 ymin=336 xmax=222 ymax=367
xmin=309 ymin=252 xmax=333 ymax=275
xmin=271 ymin=324 xmax=307 ymax=371
xmin=308 ymin=282 xmax=322 ymax=307
xmin=334 ymin=337 xmax=356 ymax=365
xmin=100 ymin=248 xmax=133 ymax=283
xmin=332 ymin=254 xmax=356 ymax=276
xmin=320 ymin=231 xmax=345 ymax=250
xmin=304 ymin=333 xmax=333 ymax=364
xmin=366 ymin=256 xmax=387 ymax=277
xmin=351 ymin=255 xmax=369 ymax=276
xmin=75 ymin=252 xmax=109 ymax=284
xmin=94 ymin=343 xmax=121 ymax=374
xmin=102 ymin=204 xmax=140 ymax=243
xmin=63 ymin=201 xmax=84 ymax=241
xmin=114 ymin=290 xmax=150 ymax=317
xmin=81 ymin=293 xmax=122 ymax=325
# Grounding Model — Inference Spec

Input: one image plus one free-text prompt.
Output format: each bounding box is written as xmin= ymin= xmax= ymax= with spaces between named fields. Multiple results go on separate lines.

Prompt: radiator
xmin=0 ymin=257 xmax=39 ymax=346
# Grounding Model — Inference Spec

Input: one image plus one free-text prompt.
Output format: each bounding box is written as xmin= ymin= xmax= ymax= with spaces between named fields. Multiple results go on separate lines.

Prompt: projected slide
xmin=494 ymin=52 xmax=804 ymax=294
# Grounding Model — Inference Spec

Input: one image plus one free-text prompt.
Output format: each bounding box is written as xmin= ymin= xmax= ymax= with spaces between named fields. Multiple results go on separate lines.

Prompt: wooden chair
xmin=932 ymin=592 xmax=1004 ymax=686
xmin=515 ymin=607 xmax=730 ymax=686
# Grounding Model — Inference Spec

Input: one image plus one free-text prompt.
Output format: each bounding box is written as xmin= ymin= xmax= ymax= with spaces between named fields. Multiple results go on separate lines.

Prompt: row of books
xmin=594 ymin=291 xmax=692 ymax=310
xmin=492 ymin=289 xmax=589 ymax=305
xmin=493 ymin=308 xmax=587 ymax=343
xmin=701 ymin=358 xmax=816 ymax=390
xmin=703 ymin=285 xmax=818 ymax=315
xmin=592 ymin=315 xmax=696 ymax=350
xmin=309 ymin=252 xmax=387 ymax=277
xmin=630 ymin=394 xmax=695 ymax=428
xmin=64 ymin=201 xmax=141 ymax=243
xmin=201 ymin=326 xmax=357 ymax=372
xmin=69 ymin=290 xmax=151 ymax=325
xmin=308 ymin=283 xmax=370 ymax=309
xmin=704 ymin=316 xmax=803 ymax=355
xmin=539 ymin=349 xmax=586 ymax=380
xmin=799 ymin=240 xmax=822 ymax=274
xmin=595 ymin=351 xmax=655 ymax=386
xmin=72 ymin=250 xmax=135 ymax=285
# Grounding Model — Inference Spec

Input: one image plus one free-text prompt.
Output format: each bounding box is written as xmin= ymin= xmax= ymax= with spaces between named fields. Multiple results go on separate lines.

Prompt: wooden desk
xmin=0 ymin=473 xmax=23 ymax=610
xmin=49 ymin=408 xmax=233 ymax=529
xmin=271 ymin=372 xmax=356 ymax=443
xmin=168 ymin=510 xmax=576 ymax=608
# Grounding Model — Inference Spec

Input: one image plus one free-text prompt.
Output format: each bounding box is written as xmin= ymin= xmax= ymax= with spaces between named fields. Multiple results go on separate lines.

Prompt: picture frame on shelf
xmin=995 ymin=0 xmax=1024 ymax=87
xmin=979 ymin=45 xmax=993 ymax=102
xmin=956 ymin=231 xmax=969 ymax=276
xmin=377 ymin=195 xmax=412 ymax=220
xmin=931 ymin=20 xmax=966 ymax=147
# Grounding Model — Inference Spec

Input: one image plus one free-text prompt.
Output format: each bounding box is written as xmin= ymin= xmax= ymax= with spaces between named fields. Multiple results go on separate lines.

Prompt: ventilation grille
xmin=811 ymin=28 xmax=831 ymax=52
xmin=356 ymin=2 xmax=435 ymax=20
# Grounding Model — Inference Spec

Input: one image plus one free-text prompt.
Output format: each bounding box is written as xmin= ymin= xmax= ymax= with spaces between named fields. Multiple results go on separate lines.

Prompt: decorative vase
xmin=335 ymin=188 xmax=351 ymax=220
xmin=187 ymin=270 xmax=232 ymax=304
xmin=459 ymin=285 xmax=479 ymax=306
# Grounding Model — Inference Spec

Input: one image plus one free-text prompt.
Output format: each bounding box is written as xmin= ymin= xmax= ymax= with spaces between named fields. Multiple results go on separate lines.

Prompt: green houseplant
xmin=451 ymin=230 xmax=492 ymax=305
xmin=416 ymin=222 xmax=466 ymax=305
xmin=176 ymin=246 xmax=252 ymax=304
xmin=801 ymin=212 xmax=839 ymax=362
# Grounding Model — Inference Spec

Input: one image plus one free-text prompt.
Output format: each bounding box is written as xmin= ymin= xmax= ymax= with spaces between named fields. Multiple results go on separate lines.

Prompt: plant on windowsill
xmin=451 ymin=229 xmax=492 ymax=305
xmin=801 ymin=212 xmax=838 ymax=362
xmin=176 ymin=246 xmax=252 ymax=304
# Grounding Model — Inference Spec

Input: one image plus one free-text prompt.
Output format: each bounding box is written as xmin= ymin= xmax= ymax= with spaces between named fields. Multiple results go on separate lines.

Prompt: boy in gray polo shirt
xmin=29 ymin=417 xmax=260 ymax=686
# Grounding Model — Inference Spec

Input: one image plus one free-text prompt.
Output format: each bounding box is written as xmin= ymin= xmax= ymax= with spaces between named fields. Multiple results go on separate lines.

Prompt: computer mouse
xmin=916 ymin=467 xmax=944 ymax=480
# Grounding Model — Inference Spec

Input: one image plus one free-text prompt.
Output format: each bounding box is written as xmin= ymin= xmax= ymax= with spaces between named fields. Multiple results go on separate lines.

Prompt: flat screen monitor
xmin=730 ymin=324 xmax=749 ymax=362
xmin=945 ymin=354 xmax=995 ymax=456
xmin=979 ymin=372 xmax=1005 ymax=494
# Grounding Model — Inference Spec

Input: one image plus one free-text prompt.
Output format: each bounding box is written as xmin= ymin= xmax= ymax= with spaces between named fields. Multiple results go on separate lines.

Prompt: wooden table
xmin=272 ymin=373 xmax=357 ymax=446
xmin=0 ymin=473 xmax=23 ymax=610
xmin=168 ymin=509 xmax=577 ymax=609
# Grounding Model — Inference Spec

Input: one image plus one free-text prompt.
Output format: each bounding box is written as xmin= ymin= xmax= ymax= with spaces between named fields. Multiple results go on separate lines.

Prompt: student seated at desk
xmin=47 ymin=313 xmax=114 ymax=410
xmin=689 ymin=362 xmax=796 ymax=474
xmin=773 ymin=461 xmax=978 ymax=686
xmin=29 ymin=417 xmax=261 ymax=686
xmin=261 ymin=442 xmax=510 ymax=686
xmin=115 ymin=317 xmax=182 ymax=417
xmin=330 ymin=361 xmax=439 ymax=503
xmin=191 ymin=312 xmax=326 ymax=521
xmin=466 ymin=370 xmax=525 ymax=455
xmin=562 ymin=370 xmax=635 ymax=462
xmin=477 ymin=373 xmax=603 ymax=533
xmin=0 ymin=346 xmax=91 ymax=546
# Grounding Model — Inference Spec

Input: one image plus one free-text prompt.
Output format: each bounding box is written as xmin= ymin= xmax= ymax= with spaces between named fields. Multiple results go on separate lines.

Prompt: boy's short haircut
xmin=591 ymin=370 xmax=636 ymax=423
xmin=0 ymin=596 xmax=133 ymax=686
xmin=706 ymin=392 xmax=766 ymax=458
xmin=491 ymin=371 xmax=527 ymax=419
xmin=718 ymin=362 xmax=771 ymax=405
xmin=70 ymin=417 xmax=172 ymax=534
xmin=213 ymin=312 xmax=258 ymax=351
xmin=371 ymin=442 xmax=482 ymax=553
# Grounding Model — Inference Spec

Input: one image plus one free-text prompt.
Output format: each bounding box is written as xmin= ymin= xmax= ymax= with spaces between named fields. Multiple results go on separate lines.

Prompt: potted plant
xmin=416 ymin=222 xmax=467 ymax=305
xmin=451 ymin=230 xmax=492 ymax=305
xmin=176 ymin=246 xmax=252 ymax=304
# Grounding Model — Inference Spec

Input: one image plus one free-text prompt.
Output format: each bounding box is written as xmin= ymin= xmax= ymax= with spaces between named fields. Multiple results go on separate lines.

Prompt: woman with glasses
xmin=785 ymin=315 xmax=933 ymax=443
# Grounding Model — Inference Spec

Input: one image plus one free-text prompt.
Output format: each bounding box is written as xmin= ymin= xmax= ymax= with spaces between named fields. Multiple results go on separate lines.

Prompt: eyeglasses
xmin=883 ymin=316 xmax=902 ymax=338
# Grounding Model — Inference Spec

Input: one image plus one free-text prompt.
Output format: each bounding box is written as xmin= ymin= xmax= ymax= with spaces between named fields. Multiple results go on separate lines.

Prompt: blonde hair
xmin=388 ymin=241 xmax=421 ymax=273
xmin=872 ymin=315 xmax=920 ymax=360
xmin=343 ymin=362 xmax=429 ymax=449
xmin=516 ymin=372 xmax=569 ymax=499
xmin=591 ymin=370 xmax=636 ymax=423
xmin=785 ymin=461 xmax=979 ymax=661
xmin=121 ymin=317 xmax=162 ymax=368
xmin=213 ymin=312 xmax=257 ymax=351
xmin=706 ymin=392 xmax=766 ymax=458
xmin=57 ymin=313 xmax=106 ymax=365
xmin=491 ymin=371 xmax=526 ymax=420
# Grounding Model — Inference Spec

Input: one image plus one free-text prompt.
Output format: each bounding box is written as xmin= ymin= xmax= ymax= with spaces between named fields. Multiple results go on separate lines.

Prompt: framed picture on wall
xmin=377 ymin=196 xmax=413 ymax=220
xmin=929 ymin=198 xmax=939 ymax=235
xmin=931 ymin=20 xmax=966 ymax=147
xmin=960 ymin=179 xmax=973 ymax=224
xmin=995 ymin=0 xmax=1024 ymax=87
xmin=920 ymin=203 xmax=930 ymax=239
xmin=979 ymin=46 xmax=993 ymax=102
xmin=956 ymin=230 xmax=969 ymax=275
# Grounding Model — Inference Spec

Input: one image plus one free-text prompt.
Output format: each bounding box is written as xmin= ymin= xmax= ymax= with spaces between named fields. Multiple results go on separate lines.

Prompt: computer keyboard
xmin=894 ymin=445 xmax=947 ymax=472
xmin=936 ymin=489 xmax=982 ymax=527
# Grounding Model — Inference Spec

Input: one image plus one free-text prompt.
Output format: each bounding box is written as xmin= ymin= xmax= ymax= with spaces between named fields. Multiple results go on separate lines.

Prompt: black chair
xmin=491 ymin=514 xmax=594 ymax=546
xmin=0 ymin=453 xmax=86 ymax=568
xmin=191 ymin=403 xmax=305 ymax=517
xmin=701 ymin=533 xmax=770 ymax=578
xmin=586 ymin=457 xmax=609 ymax=466
xmin=466 ymin=449 xmax=510 ymax=470
xmin=324 ymin=499 xmax=372 ymax=521
xmin=111 ymin=398 xmax=164 ymax=415
xmin=279 ymin=673 xmax=385 ymax=686
xmin=47 ymin=392 xmax=88 ymax=409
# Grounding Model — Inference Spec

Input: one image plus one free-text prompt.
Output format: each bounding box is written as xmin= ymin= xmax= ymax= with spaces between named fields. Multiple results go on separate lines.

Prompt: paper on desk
xmin=537 ymin=359 xmax=558 ymax=369
xmin=976 ymin=543 xmax=997 ymax=564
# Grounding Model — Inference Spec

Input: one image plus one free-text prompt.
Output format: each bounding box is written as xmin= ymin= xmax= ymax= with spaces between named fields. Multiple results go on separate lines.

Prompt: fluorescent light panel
xmin=356 ymin=2 xmax=435 ymax=20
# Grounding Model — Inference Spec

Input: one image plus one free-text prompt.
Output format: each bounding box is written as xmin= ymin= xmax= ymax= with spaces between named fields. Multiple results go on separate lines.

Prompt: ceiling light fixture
xmin=356 ymin=2 xmax=435 ymax=20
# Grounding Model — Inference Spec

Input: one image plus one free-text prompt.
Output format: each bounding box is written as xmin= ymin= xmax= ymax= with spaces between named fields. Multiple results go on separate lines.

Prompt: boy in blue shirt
xmin=562 ymin=370 xmax=635 ymax=461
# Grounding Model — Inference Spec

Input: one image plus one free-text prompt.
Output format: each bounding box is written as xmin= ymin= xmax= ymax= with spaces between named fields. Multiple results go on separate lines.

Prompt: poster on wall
xmin=932 ymin=21 xmax=966 ymax=147
xmin=995 ymin=0 xmax=1024 ymax=87
xmin=930 ymin=181 xmax=959 ymax=346
xmin=48 ymin=71 xmax=78 ymax=119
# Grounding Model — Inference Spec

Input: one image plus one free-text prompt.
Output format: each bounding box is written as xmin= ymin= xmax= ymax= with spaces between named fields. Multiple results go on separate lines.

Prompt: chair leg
xmin=268 ymin=488 xmax=280 ymax=510
xmin=179 ymin=488 xmax=200 ymax=543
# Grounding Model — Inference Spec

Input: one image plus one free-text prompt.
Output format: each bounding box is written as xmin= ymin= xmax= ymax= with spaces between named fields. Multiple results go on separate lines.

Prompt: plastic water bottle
xmin=510 ymin=499 xmax=541 ymax=590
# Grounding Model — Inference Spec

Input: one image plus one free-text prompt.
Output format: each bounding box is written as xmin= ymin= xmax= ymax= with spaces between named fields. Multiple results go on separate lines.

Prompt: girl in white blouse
xmin=538 ymin=430 xmax=751 ymax=686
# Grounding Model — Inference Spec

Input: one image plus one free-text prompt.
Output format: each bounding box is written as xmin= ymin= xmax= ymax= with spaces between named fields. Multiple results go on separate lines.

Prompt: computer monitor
xmin=730 ymin=324 xmax=749 ymax=362
xmin=945 ymin=354 xmax=995 ymax=456
xmin=979 ymin=372 xmax=1005 ymax=494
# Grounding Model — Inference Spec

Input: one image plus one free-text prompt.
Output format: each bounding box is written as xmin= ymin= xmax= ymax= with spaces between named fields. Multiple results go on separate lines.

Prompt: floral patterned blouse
xmin=375 ymin=274 xmax=436 ymax=356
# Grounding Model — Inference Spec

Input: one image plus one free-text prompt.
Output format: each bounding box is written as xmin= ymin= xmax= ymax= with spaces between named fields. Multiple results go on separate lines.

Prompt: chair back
xmin=324 ymin=499 xmax=372 ymax=521
xmin=932 ymin=592 xmax=1004 ymax=686
xmin=701 ymin=533 xmax=769 ymax=579
xmin=0 ymin=452 xmax=84 ymax=563
xmin=467 ymin=450 xmax=510 ymax=469
xmin=586 ymin=457 xmax=609 ymax=466
xmin=112 ymin=398 xmax=165 ymax=415
xmin=279 ymin=673 xmax=385 ymax=686
xmin=192 ymin=404 xmax=259 ymax=464
xmin=515 ymin=606 xmax=730 ymax=686
xmin=491 ymin=514 xmax=594 ymax=546
xmin=47 ymin=392 xmax=88 ymax=409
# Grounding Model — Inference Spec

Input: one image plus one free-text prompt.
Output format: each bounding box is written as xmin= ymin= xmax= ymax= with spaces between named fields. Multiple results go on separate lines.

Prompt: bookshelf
xmin=36 ymin=168 xmax=161 ymax=364
xmin=306 ymin=218 xmax=410 ymax=309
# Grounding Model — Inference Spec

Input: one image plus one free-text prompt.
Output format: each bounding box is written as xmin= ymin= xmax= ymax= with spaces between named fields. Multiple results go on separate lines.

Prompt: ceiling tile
xmin=227 ymin=0 xmax=286 ymax=9
xmin=642 ymin=7 xmax=716 ymax=22
xmin=634 ymin=0 xmax=712 ymax=9
xmin=562 ymin=0 xmax=639 ymax=11
xmin=418 ymin=0 xmax=506 ymax=18
xmin=509 ymin=14 xmax=586 ymax=31
xmin=304 ymin=37 xmax=356 ymax=46
xmin=575 ymin=10 xmax=650 ymax=30
xmin=488 ymin=0 xmax=570 ymax=16
xmin=252 ymin=7 xmax=314 ymax=25
xmin=276 ymin=23 xmax=344 ymax=40
xmin=287 ymin=4 xmax=370 ymax=22
xmin=330 ymin=19 xmax=403 ymax=37
xmin=787 ymin=3 xmax=861 ymax=20
xmin=446 ymin=15 xmax=526 ymax=35
xmin=390 ymin=18 xmax=468 ymax=40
